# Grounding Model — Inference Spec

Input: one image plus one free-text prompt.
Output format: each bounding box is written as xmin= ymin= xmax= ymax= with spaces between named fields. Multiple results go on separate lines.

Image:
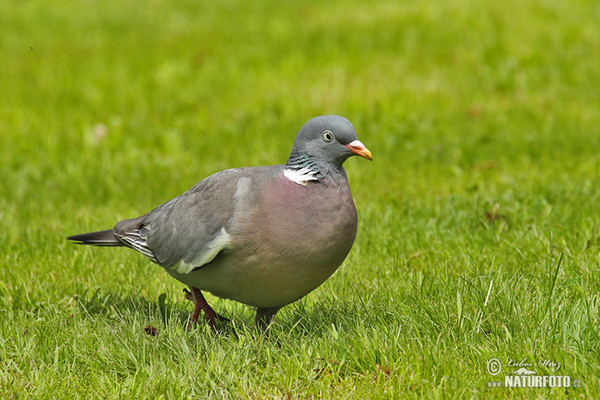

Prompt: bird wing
xmin=113 ymin=166 xmax=277 ymax=274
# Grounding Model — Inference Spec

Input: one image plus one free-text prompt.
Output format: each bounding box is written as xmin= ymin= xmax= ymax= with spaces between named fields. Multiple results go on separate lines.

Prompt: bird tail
xmin=67 ymin=229 xmax=123 ymax=246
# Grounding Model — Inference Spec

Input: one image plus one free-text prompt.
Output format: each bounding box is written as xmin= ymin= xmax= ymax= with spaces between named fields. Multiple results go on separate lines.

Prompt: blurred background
xmin=3 ymin=0 xmax=598 ymax=219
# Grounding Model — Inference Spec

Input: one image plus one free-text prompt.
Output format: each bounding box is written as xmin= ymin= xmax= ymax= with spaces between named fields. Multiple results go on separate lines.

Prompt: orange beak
xmin=346 ymin=140 xmax=373 ymax=161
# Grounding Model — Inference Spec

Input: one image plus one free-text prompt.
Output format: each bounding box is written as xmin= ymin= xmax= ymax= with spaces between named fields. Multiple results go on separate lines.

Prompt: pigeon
xmin=68 ymin=115 xmax=372 ymax=329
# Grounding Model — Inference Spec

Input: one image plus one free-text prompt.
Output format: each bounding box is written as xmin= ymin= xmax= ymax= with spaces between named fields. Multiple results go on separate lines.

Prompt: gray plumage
xmin=68 ymin=115 xmax=372 ymax=328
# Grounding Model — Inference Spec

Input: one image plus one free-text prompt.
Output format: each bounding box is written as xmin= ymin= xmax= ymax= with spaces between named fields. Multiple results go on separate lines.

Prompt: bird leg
xmin=255 ymin=306 xmax=281 ymax=330
xmin=183 ymin=287 xmax=229 ymax=330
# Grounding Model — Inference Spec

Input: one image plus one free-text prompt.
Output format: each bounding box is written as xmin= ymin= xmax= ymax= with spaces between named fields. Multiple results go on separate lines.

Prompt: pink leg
xmin=184 ymin=287 xmax=229 ymax=330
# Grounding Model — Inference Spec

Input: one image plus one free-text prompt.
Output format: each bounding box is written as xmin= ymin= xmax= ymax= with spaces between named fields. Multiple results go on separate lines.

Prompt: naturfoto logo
xmin=486 ymin=358 xmax=581 ymax=389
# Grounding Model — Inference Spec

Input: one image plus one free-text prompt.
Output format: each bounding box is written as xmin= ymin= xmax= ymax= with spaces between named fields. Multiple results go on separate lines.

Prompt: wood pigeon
xmin=68 ymin=115 xmax=372 ymax=329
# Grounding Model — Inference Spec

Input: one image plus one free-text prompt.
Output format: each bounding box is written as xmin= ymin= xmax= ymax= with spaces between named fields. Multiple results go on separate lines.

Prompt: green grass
xmin=1 ymin=0 xmax=599 ymax=398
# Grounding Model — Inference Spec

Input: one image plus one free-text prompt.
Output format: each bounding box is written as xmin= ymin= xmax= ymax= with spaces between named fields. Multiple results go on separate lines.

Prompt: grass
xmin=1 ymin=0 xmax=599 ymax=398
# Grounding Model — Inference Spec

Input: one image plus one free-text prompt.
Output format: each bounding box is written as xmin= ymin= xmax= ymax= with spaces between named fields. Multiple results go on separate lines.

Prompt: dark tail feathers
xmin=67 ymin=229 xmax=123 ymax=246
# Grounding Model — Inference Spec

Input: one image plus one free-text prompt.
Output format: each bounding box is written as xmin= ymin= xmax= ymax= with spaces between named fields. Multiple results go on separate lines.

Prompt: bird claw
xmin=216 ymin=314 xmax=230 ymax=322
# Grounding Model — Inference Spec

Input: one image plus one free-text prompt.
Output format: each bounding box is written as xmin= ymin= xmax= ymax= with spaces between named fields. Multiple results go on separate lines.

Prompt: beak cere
xmin=346 ymin=140 xmax=373 ymax=161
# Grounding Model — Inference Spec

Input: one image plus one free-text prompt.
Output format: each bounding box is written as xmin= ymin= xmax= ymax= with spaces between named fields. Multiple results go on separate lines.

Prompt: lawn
xmin=1 ymin=0 xmax=599 ymax=398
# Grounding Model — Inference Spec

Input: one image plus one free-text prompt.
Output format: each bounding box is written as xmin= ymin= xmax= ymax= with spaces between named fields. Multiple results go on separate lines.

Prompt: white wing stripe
xmin=172 ymin=227 xmax=231 ymax=274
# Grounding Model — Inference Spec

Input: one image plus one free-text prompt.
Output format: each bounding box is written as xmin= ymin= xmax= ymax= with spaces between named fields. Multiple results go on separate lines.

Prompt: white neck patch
xmin=283 ymin=167 xmax=319 ymax=186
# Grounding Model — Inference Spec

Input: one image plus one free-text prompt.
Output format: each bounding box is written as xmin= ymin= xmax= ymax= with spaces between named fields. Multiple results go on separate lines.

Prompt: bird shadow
xmin=74 ymin=288 xmax=193 ymax=329
xmin=73 ymin=288 xmax=258 ymax=336
xmin=72 ymin=289 xmax=373 ymax=339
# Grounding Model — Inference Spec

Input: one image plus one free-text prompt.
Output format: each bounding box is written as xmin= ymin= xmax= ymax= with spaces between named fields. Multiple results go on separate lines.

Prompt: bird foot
xmin=183 ymin=288 xmax=229 ymax=330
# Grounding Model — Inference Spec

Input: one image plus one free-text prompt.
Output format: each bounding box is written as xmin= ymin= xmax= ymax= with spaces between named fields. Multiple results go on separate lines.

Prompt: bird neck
xmin=286 ymin=154 xmax=326 ymax=177
xmin=284 ymin=153 xmax=326 ymax=185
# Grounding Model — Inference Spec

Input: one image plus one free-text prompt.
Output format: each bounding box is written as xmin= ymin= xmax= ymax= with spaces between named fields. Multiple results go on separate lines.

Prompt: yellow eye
xmin=322 ymin=130 xmax=334 ymax=142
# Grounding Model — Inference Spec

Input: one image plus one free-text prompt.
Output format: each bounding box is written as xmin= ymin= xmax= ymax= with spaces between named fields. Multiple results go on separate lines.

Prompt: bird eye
xmin=322 ymin=130 xmax=334 ymax=142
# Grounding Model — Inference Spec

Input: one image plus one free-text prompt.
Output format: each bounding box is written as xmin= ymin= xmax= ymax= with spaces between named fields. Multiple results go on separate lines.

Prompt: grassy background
xmin=1 ymin=0 xmax=599 ymax=398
